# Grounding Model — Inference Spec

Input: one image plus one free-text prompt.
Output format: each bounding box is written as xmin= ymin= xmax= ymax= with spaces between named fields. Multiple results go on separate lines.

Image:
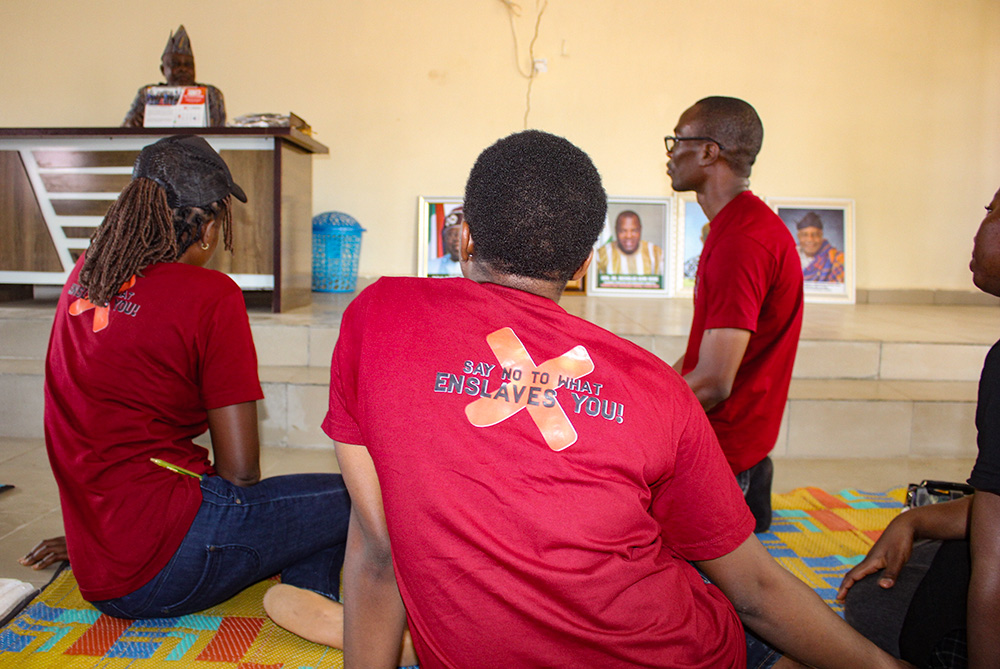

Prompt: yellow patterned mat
xmin=762 ymin=486 xmax=906 ymax=614
xmin=0 ymin=487 xmax=905 ymax=666
xmin=0 ymin=574 xmax=346 ymax=668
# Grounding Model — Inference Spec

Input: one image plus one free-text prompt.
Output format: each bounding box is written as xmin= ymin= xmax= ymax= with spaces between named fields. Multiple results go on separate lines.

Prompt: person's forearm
xmin=705 ymin=537 xmax=905 ymax=668
xmin=216 ymin=466 xmax=260 ymax=486
xmin=682 ymin=368 xmax=731 ymax=411
xmin=738 ymin=566 xmax=901 ymax=668
xmin=342 ymin=532 xmax=407 ymax=668
xmin=343 ymin=562 xmax=407 ymax=668
xmin=837 ymin=499 xmax=972 ymax=601
xmin=680 ymin=328 xmax=749 ymax=411
xmin=215 ymin=462 xmax=261 ymax=487
xmin=673 ymin=359 xmax=728 ymax=409
xmin=906 ymin=496 xmax=971 ymax=541
xmin=208 ymin=402 xmax=261 ymax=486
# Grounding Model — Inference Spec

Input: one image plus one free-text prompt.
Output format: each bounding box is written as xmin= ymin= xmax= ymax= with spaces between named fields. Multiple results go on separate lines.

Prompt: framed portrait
xmin=766 ymin=197 xmax=856 ymax=303
xmin=672 ymin=193 xmax=710 ymax=298
xmin=587 ymin=197 xmax=673 ymax=297
xmin=563 ymin=276 xmax=586 ymax=294
xmin=417 ymin=196 xmax=464 ymax=278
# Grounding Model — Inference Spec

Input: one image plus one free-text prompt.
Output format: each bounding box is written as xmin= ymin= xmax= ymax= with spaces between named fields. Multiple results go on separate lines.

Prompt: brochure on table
xmin=143 ymin=86 xmax=207 ymax=127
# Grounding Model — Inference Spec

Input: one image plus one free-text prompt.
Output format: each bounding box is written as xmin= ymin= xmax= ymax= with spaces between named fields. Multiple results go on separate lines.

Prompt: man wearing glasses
xmin=667 ymin=97 xmax=804 ymax=533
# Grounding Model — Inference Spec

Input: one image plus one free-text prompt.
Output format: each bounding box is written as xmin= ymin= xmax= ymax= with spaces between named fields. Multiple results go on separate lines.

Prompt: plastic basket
xmin=312 ymin=212 xmax=365 ymax=292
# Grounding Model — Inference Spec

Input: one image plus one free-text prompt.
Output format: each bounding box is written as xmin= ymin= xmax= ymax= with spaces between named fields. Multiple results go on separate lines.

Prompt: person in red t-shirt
xmin=667 ymin=97 xmax=804 ymax=533
xmin=264 ymin=130 xmax=905 ymax=669
xmin=22 ymin=136 xmax=350 ymax=624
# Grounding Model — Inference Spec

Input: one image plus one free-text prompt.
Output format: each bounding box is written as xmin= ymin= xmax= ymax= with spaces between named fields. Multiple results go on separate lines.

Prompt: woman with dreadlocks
xmin=25 ymin=136 xmax=353 ymax=627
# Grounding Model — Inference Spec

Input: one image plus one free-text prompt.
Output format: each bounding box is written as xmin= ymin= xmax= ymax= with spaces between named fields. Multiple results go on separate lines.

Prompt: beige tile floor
xmin=0 ymin=437 xmax=345 ymax=589
xmin=0 ymin=433 xmax=976 ymax=590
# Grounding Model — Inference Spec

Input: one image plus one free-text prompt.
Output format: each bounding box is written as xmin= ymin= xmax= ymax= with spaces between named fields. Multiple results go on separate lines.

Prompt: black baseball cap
xmin=132 ymin=135 xmax=247 ymax=208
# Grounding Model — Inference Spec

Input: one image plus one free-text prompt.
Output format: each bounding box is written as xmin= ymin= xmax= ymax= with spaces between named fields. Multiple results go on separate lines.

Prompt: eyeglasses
xmin=664 ymin=135 xmax=727 ymax=153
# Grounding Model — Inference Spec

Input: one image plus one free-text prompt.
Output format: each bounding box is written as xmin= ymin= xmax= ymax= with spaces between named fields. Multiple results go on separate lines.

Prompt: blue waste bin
xmin=312 ymin=212 xmax=365 ymax=292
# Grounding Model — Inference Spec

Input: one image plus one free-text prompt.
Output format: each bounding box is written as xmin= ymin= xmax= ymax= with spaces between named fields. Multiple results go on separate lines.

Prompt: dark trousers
xmin=736 ymin=456 xmax=774 ymax=533
xmin=845 ymin=539 xmax=969 ymax=668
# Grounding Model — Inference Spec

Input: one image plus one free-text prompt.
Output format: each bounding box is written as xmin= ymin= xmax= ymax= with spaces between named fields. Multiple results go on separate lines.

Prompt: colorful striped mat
xmin=761 ymin=486 xmax=907 ymax=614
xmin=0 ymin=573 xmax=353 ymax=668
xmin=0 ymin=487 xmax=905 ymax=667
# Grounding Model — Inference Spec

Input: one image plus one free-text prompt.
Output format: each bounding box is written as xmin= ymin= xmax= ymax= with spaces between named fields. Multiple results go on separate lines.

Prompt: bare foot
xmin=264 ymin=584 xmax=345 ymax=648
xmin=262 ymin=584 xmax=418 ymax=666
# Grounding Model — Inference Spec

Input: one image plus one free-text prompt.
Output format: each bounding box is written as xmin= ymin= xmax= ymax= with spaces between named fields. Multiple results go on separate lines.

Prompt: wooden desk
xmin=0 ymin=127 xmax=328 ymax=312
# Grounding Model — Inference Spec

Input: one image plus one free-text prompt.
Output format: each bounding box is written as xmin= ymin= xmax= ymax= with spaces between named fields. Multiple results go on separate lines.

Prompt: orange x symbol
xmin=69 ymin=276 xmax=136 ymax=333
xmin=465 ymin=327 xmax=594 ymax=451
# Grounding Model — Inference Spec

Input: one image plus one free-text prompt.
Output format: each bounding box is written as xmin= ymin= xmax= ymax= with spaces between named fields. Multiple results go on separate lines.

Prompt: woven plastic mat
xmin=0 ymin=487 xmax=905 ymax=664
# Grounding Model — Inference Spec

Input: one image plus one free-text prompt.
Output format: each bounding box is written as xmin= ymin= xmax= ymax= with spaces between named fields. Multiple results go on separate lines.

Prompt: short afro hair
xmin=463 ymin=130 xmax=607 ymax=282
xmin=692 ymin=96 xmax=763 ymax=178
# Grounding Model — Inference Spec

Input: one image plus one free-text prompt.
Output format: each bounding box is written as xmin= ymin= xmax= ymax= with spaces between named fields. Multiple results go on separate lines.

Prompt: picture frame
xmin=417 ymin=196 xmax=464 ymax=278
xmin=672 ymin=193 xmax=711 ymax=299
xmin=587 ymin=197 xmax=672 ymax=297
xmin=766 ymin=197 xmax=855 ymax=303
xmin=563 ymin=276 xmax=586 ymax=294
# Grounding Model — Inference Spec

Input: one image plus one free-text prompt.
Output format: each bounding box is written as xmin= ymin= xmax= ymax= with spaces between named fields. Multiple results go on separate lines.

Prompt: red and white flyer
xmin=143 ymin=86 xmax=207 ymax=127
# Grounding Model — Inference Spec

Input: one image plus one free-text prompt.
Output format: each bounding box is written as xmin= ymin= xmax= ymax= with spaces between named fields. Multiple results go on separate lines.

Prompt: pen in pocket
xmin=150 ymin=457 xmax=202 ymax=479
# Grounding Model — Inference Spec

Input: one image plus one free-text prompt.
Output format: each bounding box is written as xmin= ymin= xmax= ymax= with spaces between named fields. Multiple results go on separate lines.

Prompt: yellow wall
xmin=2 ymin=0 xmax=997 ymax=291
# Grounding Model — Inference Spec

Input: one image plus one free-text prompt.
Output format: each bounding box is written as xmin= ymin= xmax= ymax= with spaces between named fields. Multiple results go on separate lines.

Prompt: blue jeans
xmin=745 ymin=627 xmax=782 ymax=669
xmin=92 ymin=473 xmax=350 ymax=619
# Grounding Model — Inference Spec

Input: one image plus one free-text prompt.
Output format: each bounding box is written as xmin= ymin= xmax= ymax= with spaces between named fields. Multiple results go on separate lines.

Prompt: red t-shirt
xmin=324 ymin=277 xmax=754 ymax=668
xmin=44 ymin=257 xmax=263 ymax=600
xmin=682 ymin=191 xmax=804 ymax=474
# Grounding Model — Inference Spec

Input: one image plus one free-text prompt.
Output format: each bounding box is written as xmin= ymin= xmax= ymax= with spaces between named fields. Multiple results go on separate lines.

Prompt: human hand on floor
xmin=836 ymin=513 xmax=915 ymax=600
xmin=19 ymin=536 xmax=68 ymax=570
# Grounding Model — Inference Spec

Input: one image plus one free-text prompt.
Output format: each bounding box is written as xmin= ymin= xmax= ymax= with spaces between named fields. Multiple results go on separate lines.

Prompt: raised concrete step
xmin=2 ymin=298 xmax=992 ymax=456
xmin=1 ymin=357 xmax=980 ymax=457
xmin=6 ymin=298 xmax=996 ymax=383
xmin=618 ymin=335 xmax=990 ymax=383
xmin=774 ymin=379 xmax=978 ymax=461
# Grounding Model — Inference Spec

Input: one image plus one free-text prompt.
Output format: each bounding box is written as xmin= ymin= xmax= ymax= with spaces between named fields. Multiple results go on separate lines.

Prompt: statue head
xmin=160 ymin=25 xmax=195 ymax=86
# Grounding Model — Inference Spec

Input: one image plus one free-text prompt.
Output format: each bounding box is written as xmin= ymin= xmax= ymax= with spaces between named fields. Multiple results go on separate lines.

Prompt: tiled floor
xmin=0 ymin=437 xmax=346 ymax=589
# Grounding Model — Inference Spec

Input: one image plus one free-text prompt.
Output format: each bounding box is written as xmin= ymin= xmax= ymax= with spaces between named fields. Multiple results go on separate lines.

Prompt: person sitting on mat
xmin=263 ymin=129 xmax=909 ymax=669
xmin=837 ymin=187 xmax=1000 ymax=669
xmin=22 ymin=135 xmax=356 ymax=629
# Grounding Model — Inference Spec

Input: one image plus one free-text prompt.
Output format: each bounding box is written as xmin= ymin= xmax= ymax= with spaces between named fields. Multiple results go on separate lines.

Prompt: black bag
xmin=905 ymin=479 xmax=975 ymax=508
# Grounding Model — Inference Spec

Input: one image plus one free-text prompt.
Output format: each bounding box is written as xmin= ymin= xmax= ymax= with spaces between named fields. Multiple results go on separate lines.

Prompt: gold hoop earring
xmin=200 ymin=242 xmax=210 ymax=250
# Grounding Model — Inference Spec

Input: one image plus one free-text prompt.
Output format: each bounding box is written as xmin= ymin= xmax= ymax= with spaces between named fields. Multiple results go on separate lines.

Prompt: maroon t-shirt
xmin=325 ymin=277 xmax=754 ymax=668
xmin=682 ymin=191 xmax=804 ymax=474
xmin=44 ymin=257 xmax=263 ymax=600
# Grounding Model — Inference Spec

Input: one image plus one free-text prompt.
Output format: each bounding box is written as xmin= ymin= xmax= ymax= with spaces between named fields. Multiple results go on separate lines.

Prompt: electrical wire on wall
xmin=498 ymin=0 xmax=548 ymax=129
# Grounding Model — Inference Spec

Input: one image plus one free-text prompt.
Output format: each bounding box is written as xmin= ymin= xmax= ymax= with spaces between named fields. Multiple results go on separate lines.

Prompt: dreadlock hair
xmin=80 ymin=177 xmax=233 ymax=307
xmin=173 ymin=197 xmax=233 ymax=258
